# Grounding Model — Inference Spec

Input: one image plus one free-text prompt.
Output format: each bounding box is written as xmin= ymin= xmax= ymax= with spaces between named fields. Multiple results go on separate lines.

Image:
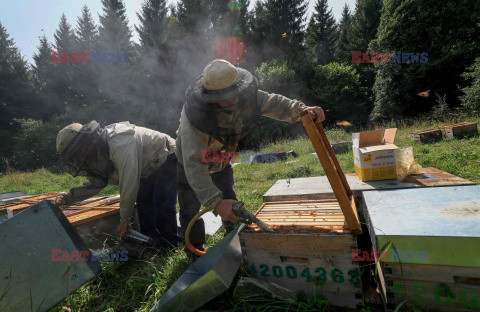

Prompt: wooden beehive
xmin=443 ymin=122 xmax=478 ymax=139
xmin=1 ymin=193 xmax=121 ymax=248
xmin=240 ymin=111 xmax=364 ymax=309
xmin=240 ymin=200 xmax=363 ymax=309
xmin=3 ymin=193 xmax=62 ymax=217
xmin=64 ymin=200 xmax=120 ymax=248
xmin=363 ymin=185 xmax=480 ymax=311
xmin=410 ymin=129 xmax=443 ymax=143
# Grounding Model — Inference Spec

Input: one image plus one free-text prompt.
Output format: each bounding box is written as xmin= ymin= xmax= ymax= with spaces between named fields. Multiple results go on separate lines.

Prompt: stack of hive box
xmin=363 ymin=185 xmax=480 ymax=311
xmin=239 ymin=111 xmax=365 ymax=309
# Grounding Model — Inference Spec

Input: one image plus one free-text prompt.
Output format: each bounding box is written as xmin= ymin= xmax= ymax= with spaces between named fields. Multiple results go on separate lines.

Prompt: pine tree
xmin=76 ymin=5 xmax=98 ymax=51
xmin=32 ymin=35 xmax=61 ymax=118
xmin=98 ymin=0 xmax=133 ymax=53
xmin=54 ymin=13 xmax=77 ymax=53
xmin=175 ymin=0 xmax=211 ymax=37
xmin=250 ymin=0 xmax=308 ymax=62
xmin=136 ymin=0 xmax=169 ymax=48
xmin=306 ymin=0 xmax=337 ymax=53
xmin=0 ymin=21 xmax=34 ymax=120
xmin=349 ymin=0 xmax=382 ymax=53
xmin=335 ymin=4 xmax=352 ymax=63
xmin=74 ymin=5 xmax=100 ymax=107
xmin=0 ymin=22 xmax=36 ymax=162
xmin=97 ymin=0 xmax=137 ymax=123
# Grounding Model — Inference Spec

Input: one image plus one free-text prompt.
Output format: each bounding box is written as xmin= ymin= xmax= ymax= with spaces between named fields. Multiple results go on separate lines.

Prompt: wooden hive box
xmin=410 ymin=129 xmax=443 ymax=143
xmin=443 ymin=122 xmax=478 ymax=139
xmin=239 ymin=200 xmax=363 ymax=309
xmin=3 ymin=193 xmax=62 ymax=218
xmin=240 ymin=111 xmax=364 ymax=309
xmin=362 ymin=185 xmax=480 ymax=311
xmin=64 ymin=197 xmax=120 ymax=248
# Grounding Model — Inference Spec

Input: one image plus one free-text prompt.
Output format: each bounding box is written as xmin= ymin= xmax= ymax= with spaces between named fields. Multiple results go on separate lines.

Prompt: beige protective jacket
xmin=62 ymin=122 xmax=176 ymax=219
xmin=176 ymin=90 xmax=307 ymax=210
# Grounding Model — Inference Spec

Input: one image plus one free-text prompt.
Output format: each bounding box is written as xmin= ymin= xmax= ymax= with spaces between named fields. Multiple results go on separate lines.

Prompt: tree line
xmin=0 ymin=0 xmax=479 ymax=171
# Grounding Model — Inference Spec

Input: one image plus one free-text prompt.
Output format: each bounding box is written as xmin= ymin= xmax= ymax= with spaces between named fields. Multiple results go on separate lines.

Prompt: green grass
xmin=1 ymin=115 xmax=479 ymax=312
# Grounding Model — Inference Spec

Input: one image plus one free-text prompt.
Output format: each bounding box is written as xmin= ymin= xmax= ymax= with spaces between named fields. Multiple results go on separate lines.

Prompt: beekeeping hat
xmin=192 ymin=59 xmax=255 ymax=102
xmin=56 ymin=123 xmax=82 ymax=154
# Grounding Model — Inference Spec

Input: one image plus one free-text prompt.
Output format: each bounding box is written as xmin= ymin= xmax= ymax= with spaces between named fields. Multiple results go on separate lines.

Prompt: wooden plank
xmin=263 ymin=167 xmax=475 ymax=203
xmin=383 ymin=262 xmax=480 ymax=283
xmin=300 ymin=111 xmax=361 ymax=234
xmin=66 ymin=207 xmax=120 ymax=226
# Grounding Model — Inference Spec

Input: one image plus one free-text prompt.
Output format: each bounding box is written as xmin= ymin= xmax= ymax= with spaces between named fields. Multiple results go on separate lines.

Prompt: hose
xmin=185 ymin=206 xmax=215 ymax=256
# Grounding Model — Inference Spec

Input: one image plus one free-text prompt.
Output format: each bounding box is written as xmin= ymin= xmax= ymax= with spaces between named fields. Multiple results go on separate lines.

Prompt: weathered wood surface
xmin=362 ymin=185 xmax=480 ymax=268
xmin=4 ymin=193 xmax=62 ymax=217
xmin=239 ymin=231 xmax=363 ymax=308
xmin=443 ymin=122 xmax=478 ymax=139
xmin=66 ymin=207 xmax=120 ymax=226
xmin=410 ymin=129 xmax=443 ymax=143
xmin=300 ymin=111 xmax=361 ymax=234
xmin=383 ymin=262 xmax=480 ymax=283
xmin=263 ymin=167 xmax=475 ymax=202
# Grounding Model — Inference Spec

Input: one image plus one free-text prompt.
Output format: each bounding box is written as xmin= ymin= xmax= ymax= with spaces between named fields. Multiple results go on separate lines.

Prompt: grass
xmin=1 ymin=114 xmax=479 ymax=312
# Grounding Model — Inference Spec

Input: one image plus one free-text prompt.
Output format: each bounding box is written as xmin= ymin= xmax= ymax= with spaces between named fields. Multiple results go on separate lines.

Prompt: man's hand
xmin=214 ymin=199 xmax=240 ymax=223
xmin=306 ymin=106 xmax=325 ymax=123
xmin=54 ymin=197 xmax=67 ymax=206
xmin=117 ymin=218 xmax=132 ymax=237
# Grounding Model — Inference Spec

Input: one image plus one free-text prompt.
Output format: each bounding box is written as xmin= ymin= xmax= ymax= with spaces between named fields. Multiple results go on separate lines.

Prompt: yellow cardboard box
xmin=352 ymin=128 xmax=398 ymax=181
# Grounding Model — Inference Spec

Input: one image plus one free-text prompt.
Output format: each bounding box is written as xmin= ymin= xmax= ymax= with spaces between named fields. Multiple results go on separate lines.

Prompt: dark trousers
xmin=177 ymin=163 xmax=237 ymax=249
xmin=136 ymin=153 xmax=178 ymax=251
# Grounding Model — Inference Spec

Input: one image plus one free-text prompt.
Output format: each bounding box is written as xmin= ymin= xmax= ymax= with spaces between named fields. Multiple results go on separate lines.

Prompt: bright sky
xmin=0 ymin=0 xmax=355 ymax=65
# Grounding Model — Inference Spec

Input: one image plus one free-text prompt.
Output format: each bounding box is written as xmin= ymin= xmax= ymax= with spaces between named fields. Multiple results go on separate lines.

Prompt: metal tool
xmin=126 ymin=228 xmax=154 ymax=245
xmin=232 ymin=201 xmax=273 ymax=232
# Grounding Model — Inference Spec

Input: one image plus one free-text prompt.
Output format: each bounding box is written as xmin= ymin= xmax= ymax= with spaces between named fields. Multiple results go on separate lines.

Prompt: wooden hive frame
xmin=299 ymin=110 xmax=362 ymax=234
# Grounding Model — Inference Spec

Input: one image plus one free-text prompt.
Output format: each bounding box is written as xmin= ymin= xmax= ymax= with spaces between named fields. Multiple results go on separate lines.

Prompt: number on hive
xmin=434 ymin=284 xmax=455 ymax=305
xmin=331 ymin=269 xmax=344 ymax=283
xmin=248 ymin=264 xmax=257 ymax=277
xmin=272 ymin=265 xmax=283 ymax=278
xmin=301 ymin=268 xmax=313 ymax=282
xmin=348 ymin=269 xmax=361 ymax=286
xmin=259 ymin=264 xmax=270 ymax=277
xmin=314 ymin=268 xmax=327 ymax=285
xmin=285 ymin=266 xmax=297 ymax=279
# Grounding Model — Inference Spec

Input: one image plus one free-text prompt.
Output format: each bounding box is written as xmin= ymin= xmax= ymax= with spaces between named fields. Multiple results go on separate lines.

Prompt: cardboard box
xmin=352 ymin=128 xmax=398 ymax=181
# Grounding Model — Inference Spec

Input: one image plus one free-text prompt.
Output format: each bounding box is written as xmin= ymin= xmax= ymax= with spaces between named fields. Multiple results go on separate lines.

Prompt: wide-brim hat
xmin=192 ymin=59 xmax=255 ymax=102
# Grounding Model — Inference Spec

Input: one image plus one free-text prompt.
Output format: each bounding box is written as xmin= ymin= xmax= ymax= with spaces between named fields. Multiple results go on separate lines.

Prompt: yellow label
xmin=363 ymin=154 xmax=372 ymax=163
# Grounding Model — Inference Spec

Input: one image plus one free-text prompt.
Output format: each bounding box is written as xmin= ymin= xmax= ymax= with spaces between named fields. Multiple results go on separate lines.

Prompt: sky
xmin=0 ymin=0 xmax=355 ymax=65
